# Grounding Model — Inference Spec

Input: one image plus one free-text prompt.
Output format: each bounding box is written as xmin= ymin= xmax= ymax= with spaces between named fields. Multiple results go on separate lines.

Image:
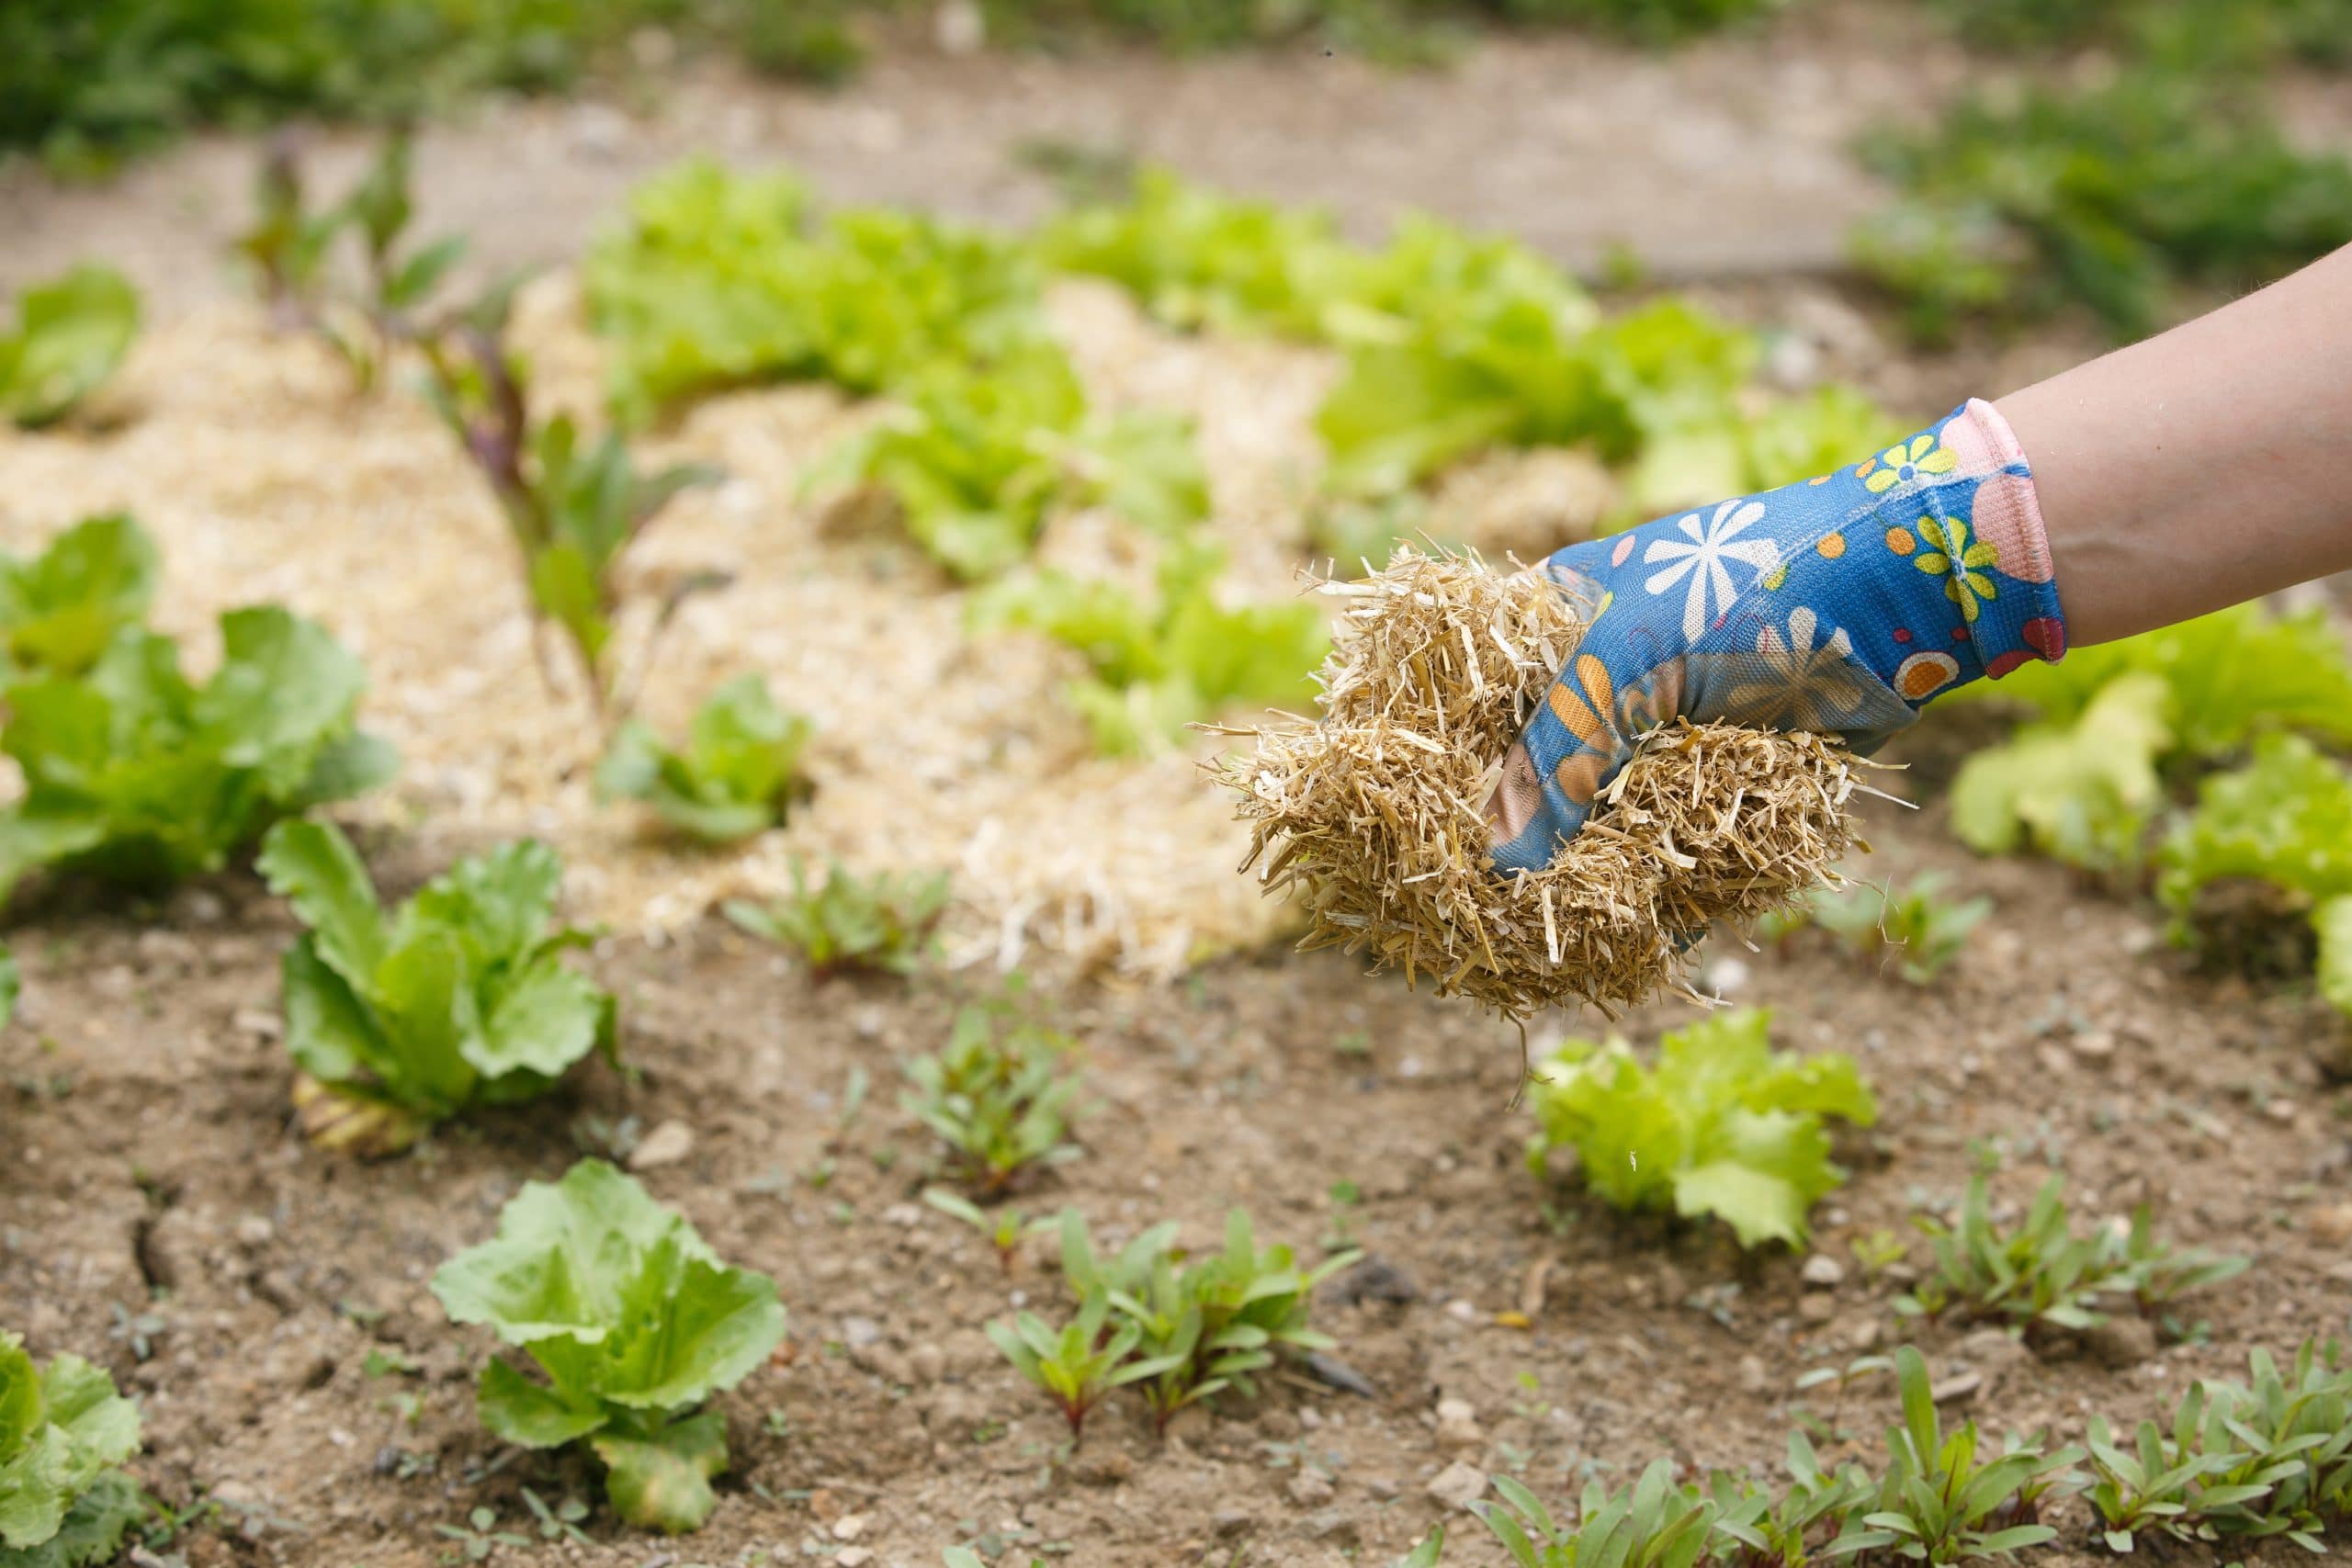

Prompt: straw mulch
xmin=1216 ymin=547 xmax=1871 ymax=1019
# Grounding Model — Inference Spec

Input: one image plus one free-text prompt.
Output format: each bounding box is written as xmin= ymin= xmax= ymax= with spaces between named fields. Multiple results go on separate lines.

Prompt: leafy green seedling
xmin=1473 ymin=1458 xmax=1717 ymax=1568
xmin=435 ymin=1506 xmax=530 ymax=1562
xmin=596 ymin=674 xmax=812 ymax=843
xmin=257 ymin=819 xmax=615 ymax=1156
xmin=724 ymin=858 xmax=949 ymax=979
xmin=0 ymin=1330 xmax=147 ymax=1568
xmin=1801 ymin=875 xmax=1993 ymax=986
xmin=0 ymin=942 xmax=17 ymax=1032
xmin=235 ymin=130 xmax=467 ymax=393
xmin=0 ymin=605 xmax=395 ymax=909
xmin=985 ymin=1288 xmax=1174 ymax=1442
xmin=424 ymin=286 xmax=720 ymax=725
xmin=1896 ymin=1172 xmax=2244 ymax=1335
xmin=901 ymin=988 xmax=1084 ymax=1194
xmin=923 ymin=1189 xmax=1046 ymax=1270
xmin=1856 ymin=1346 xmax=2082 ymax=1562
xmin=2086 ymin=1338 xmax=2349 ymax=1551
xmin=1710 ymin=1431 xmax=1883 ymax=1566
xmin=519 ymin=1487 xmax=592 ymax=1545
xmin=431 ymin=1160 xmax=786 ymax=1535
xmin=0 ymin=514 xmax=158 ymax=684
xmin=0 ymin=264 xmax=139 ymax=428
xmin=972 ymin=540 xmax=1327 ymax=755
xmin=1059 ymin=1208 xmax=1358 ymax=1433
xmin=1524 ymin=1008 xmax=1878 ymax=1249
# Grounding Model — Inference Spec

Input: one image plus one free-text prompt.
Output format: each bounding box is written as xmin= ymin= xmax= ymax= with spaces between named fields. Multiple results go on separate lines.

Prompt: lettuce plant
xmin=0 ymin=1332 xmax=145 ymax=1568
xmin=424 ymin=288 xmax=720 ymax=723
xmin=257 ymin=819 xmax=615 ymax=1156
xmin=0 ymin=607 xmax=394 ymax=908
xmin=0 ymin=514 xmax=157 ymax=685
xmin=2158 ymin=735 xmax=2352 ymax=974
xmin=723 ymin=858 xmax=948 ymax=979
xmin=583 ymin=160 xmax=1054 ymax=423
xmin=0 ymin=265 xmax=138 ymax=429
xmin=595 ymin=675 xmax=812 ymax=843
xmin=973 ymin=542 xmax=1327 ymax=755
xmin=1524 ymin=1008 xmax=1876 ymax=1248
xmin=431 ymin=1160 xmax=786 ymax=1535
xmin=1948 ymin=672 xmax=2169 ymax=872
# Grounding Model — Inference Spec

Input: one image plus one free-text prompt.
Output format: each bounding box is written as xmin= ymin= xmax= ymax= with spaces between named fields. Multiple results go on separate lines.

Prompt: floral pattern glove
xmin=1489 ymin=397 xmax=2067 ymax=873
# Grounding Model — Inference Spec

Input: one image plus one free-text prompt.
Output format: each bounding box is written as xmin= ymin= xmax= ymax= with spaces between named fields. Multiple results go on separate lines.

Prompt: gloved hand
xmin=1488 ymin=397 xmax=2068 ymax=872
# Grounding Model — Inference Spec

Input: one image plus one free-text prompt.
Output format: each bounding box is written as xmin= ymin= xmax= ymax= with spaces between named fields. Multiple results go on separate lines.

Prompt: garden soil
xmin=5 ymin=13 xmax=2351 ymax=1568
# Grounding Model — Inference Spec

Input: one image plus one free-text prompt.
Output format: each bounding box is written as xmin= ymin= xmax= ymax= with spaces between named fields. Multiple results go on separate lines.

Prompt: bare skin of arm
xmin=1996 ymin=243 xmax=2352 ymax=648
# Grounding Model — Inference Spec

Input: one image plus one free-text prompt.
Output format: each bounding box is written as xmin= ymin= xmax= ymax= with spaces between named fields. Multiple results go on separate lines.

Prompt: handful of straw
xmin=1212 ymin=547 xmax=1871 ymax=1019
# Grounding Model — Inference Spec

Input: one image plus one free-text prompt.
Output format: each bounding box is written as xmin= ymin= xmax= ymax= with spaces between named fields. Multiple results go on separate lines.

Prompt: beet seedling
xmin=236 ymin=130 xmax=468 ymax=393
xmin=986 ymin=1288 xmax=1180 ymax=1442
xmin=423 ymin=286 xmax=721 ymax=727
xmin=900 ymin=987 xmax=1084 ymax=1194
xmin=1059 ymin=1208 xmax=1358 ymax=1434
xmin=725 ymin=858 xmax=949 ymax=979
xmin=1708 ymin=1431 xmax=1881 ymax=1566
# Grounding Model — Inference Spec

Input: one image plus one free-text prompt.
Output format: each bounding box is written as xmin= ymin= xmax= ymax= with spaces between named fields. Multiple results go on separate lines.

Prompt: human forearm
xmin=1996 ymin=243 xmax=2352 ymax=648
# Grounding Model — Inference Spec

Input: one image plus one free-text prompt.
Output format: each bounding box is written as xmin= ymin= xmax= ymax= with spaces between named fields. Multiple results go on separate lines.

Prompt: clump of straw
xmin=1213 ymin=546 xmax=1871 ymax=1020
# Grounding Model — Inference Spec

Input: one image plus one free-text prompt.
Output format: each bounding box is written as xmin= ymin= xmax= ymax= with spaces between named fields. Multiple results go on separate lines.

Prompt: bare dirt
xmin=4 ymin=14 xmax=2351 ymax=1568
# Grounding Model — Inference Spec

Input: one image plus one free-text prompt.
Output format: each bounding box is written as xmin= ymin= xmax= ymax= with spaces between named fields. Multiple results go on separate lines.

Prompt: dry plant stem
xmin=1213 ymin=547 xmax=1871 ymax=1021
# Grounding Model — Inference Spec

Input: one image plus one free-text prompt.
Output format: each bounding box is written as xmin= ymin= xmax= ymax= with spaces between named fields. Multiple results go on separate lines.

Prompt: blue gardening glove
xmin=1489 ymin=398 xmax=2069 ymax=872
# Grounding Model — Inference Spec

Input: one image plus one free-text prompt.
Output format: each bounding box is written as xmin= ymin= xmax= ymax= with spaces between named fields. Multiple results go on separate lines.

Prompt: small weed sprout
xmin=1802 ymin=875 xmax=1993 ymax=986
xmin=724 ymin=858 xmax=949 ymax=978
xmin=901 ymin=987 xmax=1084 ymax=1194
xmin=422 ymin=286 xmax=722 ymax=728
xmin=924 ymin=1188 xmax=1047 ymax=1269
xmin=435 ymin=1506 xmax=530 ymax=1562
xmin=596 ymin=673 xmax=813 ymax=843
xmin=1896 ymin=1172 xmax=2245 ymax=1336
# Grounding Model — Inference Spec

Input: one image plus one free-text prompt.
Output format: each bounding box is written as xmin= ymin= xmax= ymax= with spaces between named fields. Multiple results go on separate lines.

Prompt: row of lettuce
xmin=8 ymin=0 xmax=2350 ymax=171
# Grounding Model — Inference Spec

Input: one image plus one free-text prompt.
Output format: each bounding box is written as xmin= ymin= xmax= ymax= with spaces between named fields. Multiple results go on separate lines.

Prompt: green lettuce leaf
xmin=0 ymin=515 xmax=157 ymax=684
xmin=1949 ymin=671 xmax=2169 ymax=869
xmin=1949 ymin=603 xmax=2352 ymax=760
xmin=0 ymin=1337 xmax=140 ymax=1556
xmin=258 ymin=821 xmax=612 ymax=1136
xmin=2157 ymin=734 xmax=2352 ymax=920
xmin=0 ymin=266 xmax=139 ymax=429
xmin=595 ymin=675 xmax=812 ymax=844
xmin=974 ymin=543 xmax=1327 ymax=755
xmin=431 ymin=1161 xmax=786 ymax=1534
xmin=1527 ymin=1008 xmax=1876 ymax=1248
xmin=2319 ymin=897 xmax=2352 ymax=1018
xmin=0 ymin=606 xmax=390 ymax=907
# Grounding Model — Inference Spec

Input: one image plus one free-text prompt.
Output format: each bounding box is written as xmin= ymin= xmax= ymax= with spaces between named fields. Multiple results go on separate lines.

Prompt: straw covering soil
xmin=1219 ymin=547 xmax=1869 ymax=1018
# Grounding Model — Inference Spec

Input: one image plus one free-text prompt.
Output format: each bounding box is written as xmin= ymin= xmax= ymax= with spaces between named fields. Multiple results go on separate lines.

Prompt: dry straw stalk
xmin=1212 ymin=546 xmax=1871 ymax=1020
